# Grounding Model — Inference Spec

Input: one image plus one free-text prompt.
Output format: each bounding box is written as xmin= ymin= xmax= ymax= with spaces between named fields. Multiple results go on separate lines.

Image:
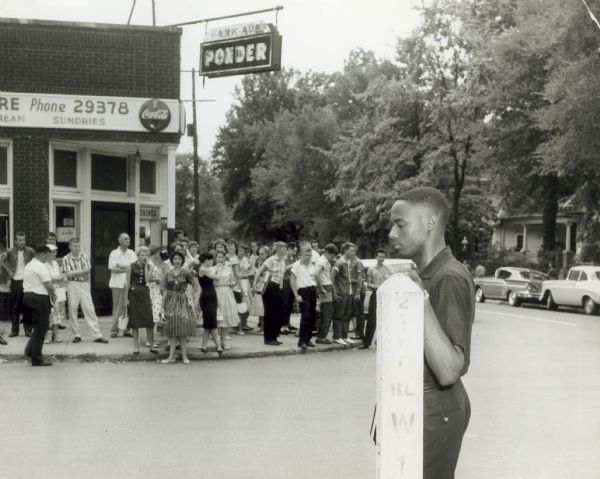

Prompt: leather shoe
xmin=264 ymin=340 xmax=281 ymax=346
xmin=9 ymin=332 xmax=18 ymax=337
xmin=351 ymin=336 xmax=364 ymax=340
xmin=57 ymin=324 xmax=67 ymax=330
xmin=306 ymin=341 xmax=315 ymax=348
xmin=94 ymin=337 xmax=109 ymax=344
xmin=72 ymin=336 xmax=82 ymax=343
xmin=297 ymin=342 xmax=308 ymax=349
xmin=359 ymin=345 xmax=370 ymax=350
xmin=123 ymin=332 xmax=133 ymax=338
xmin=0 ymin=336 xmax=7 ymax=345
xmin=316 ymin=338 xmax=332 ymax=344
xmin=110 ymin=332 xmax=118 ymax=338
xmin=32 ymin=360 xmax=53 ymax=366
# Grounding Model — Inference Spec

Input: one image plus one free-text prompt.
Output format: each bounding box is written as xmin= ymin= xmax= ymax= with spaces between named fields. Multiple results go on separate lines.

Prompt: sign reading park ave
xmin=0 ymin=92 xmax=181 ymax=133
xmin=199 ymin=23 xmax=282 ymax=78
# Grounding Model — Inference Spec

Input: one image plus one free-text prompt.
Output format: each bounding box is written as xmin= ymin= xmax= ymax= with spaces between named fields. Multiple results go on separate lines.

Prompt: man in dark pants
xmin=314 ymin=243 xmax=338 ymax=344
xmin=254 ymin=242 xmax=287 ymax=346
xmin=359 ymin=249 xmax=391 ymax=350
xmin=349 ymin=252 xmax=366 ymax=339
xmin=331 ymin=242 xmax=357 ymax=345
xmin=23 ymin=245 xmax=56 ymax=366
xmin=290 ymin=241 xmax=318 ymax=349
xmin=0 ymin=231 xmax=35 ymax=337
xmin=388 ymin=187 xmax=475 ymax=479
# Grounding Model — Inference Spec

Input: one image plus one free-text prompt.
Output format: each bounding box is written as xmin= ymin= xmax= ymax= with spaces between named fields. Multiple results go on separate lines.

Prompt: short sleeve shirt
xmin=263 ymin=255 xmax=286 ymax=286
xmin=315 ymin=255 xmax=332 ymax=286
xmin=108 ymin=248 xmax=137 ymax=288
xmin=421 ymin=247 xmax=475 ymax=391
xmin=291 ymin=261 xmax=316 ymax=288
xmin=23 ymin=258 xmax=52 ymax=295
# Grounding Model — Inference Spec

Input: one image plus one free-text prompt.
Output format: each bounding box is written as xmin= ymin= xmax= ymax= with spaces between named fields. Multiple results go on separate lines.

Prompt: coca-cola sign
xmin=139 ymin=99 xmax=171 ymax=132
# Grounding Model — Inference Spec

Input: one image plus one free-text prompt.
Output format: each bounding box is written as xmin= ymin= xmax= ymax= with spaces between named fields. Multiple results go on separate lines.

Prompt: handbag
xmin=117 ymin=307 xmax=129 ymax=330
xmin=237 ymin=302 xmax=248 ymax=314
xmin=254 ymin=271 xmax=272 ymax=295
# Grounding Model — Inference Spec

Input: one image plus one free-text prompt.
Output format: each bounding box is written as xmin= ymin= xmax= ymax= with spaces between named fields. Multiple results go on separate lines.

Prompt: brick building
xmin=0 ymin=17 xmax=183 ymax=309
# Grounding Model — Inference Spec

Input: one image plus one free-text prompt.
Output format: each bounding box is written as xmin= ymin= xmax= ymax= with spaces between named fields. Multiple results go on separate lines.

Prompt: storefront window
xmin=140 ymin=160 xmax=156 ymax=194
xmin=0 ymin=146 xmax=7 ymax=185
xmin=53 ymin=149 xmax=77 ymax=188
xmin=91 ymin=154 xmax=127 ymax=192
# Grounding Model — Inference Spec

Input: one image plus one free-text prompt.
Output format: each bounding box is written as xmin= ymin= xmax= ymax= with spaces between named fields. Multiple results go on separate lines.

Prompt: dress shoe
xmin=32 ymin=360 xmax=53 ymax=366
xmin=123 ymin=332 xmax=133 ymax=338
xmin=94 ymin=337 xmax=109 ymax=344
xmin=345 ymin=337 xmax=355 ymax=345
xmin=306 ymin=341 xmax=315 ymax=348
xmin=110 ymin=332 xmax=118 ymax=338
xmin=57 ymin=324 xmax=67 ymax=330
xmin=275 ymin=340 xmax=283 ymax=345
xmin=264 ymin=340 xmax=281 ymax=346
xmin=333 ymin=338 xmax=347 ymax=345
xmin=351 ymin=336 xmax=364 ymax=340
xmin=72 ymin=336 xmax=82 ymax=343
xmin=297 ymin=342 xmax=308 ymax=350
xmin=9 ymin=332 xmax=18 ymax=337
xmin=316 ymin=338 xmax=332 ymax=345
xmin=0 ymin=336 xmax=7 ymax=345
xmin=242 ymin=326 xmax=254 ymax=332
xmin=358 ymin=345 xmax=370 ymax=350
xmin=288 ymin=325 xmax=298 ymax=332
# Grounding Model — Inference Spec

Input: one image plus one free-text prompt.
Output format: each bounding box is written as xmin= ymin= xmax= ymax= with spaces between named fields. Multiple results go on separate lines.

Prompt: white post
xmin=521 ymin=224 xmax=528 ymax=252
xmin=564 ymin=223 xmax=572 ymax=253
xmin=376 ymin=274 xmax=424 ymax=479
xmin=166 ymin=146 xmax=177 ymax=229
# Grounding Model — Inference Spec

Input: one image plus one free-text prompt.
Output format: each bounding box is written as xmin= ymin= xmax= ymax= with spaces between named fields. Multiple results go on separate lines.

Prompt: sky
xmin=1 ymin=0 xmax=421 ymax=157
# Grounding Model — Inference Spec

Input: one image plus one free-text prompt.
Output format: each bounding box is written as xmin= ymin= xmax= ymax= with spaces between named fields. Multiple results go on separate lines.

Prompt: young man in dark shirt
xmin=388 ymin=187 xmax=475 ymax=479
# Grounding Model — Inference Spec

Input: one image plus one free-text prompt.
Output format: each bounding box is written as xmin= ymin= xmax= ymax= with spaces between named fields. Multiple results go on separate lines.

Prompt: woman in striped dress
xmin=160 ymin=251 xmax=197 ymax=364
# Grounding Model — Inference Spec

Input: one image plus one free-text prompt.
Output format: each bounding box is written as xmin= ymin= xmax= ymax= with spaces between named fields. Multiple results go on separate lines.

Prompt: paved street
xmin=1 ymin=300 xmax=599 ymax=478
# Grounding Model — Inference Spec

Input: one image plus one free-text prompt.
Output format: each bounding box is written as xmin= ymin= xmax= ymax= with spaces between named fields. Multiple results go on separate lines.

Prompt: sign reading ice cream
xmin=200 ymin=22 xmax=282 ymax=78
xmin=0 ymin=92 xmax=181 ymax=133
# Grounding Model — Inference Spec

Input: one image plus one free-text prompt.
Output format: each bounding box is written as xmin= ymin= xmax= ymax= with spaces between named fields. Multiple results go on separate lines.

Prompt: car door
xmin=554 ymin=269 xmax=579 ymax=305
xmin=488 ymin=269 xmax=510 ymax=298
xmin=573 ymin=271 xmax=589 ymax=306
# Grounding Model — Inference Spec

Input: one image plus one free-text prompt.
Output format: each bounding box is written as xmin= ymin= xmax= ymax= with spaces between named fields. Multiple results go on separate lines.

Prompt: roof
xmin=0 ymin=16 xmax=181 ymax=34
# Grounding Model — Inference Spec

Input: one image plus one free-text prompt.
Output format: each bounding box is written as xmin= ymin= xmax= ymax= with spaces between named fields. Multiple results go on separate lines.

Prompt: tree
xmin=176 ymin=154 xmax=232 ymax=246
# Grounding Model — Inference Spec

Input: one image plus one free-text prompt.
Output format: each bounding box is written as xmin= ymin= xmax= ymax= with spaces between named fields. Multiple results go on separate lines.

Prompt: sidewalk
xmin=0 ymin=314 xmax=366 ymax=363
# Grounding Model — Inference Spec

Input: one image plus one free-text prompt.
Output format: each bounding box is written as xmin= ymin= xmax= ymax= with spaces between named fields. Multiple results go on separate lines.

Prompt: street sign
xmin=199 ymin=23 xmax=282 ymax=78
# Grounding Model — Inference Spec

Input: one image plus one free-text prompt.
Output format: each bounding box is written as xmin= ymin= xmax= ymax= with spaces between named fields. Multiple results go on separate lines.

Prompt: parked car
xmin=540 ymin=265 xmax=600 ymax=315
xmin=474 ymin=267 xmax=548 ymax=307
xmin=360 ymin=258 xmax=415 ymax=313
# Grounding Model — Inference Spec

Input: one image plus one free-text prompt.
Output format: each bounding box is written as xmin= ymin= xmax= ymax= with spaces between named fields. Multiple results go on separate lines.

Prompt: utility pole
xmin=151 ymin=0 xmax=156 ymax=26
xmin=191 ymin=68 xmax=200 ymax=242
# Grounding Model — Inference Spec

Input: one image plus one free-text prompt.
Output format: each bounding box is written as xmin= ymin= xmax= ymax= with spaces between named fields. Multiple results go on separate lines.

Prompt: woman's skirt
xmin=200 ymin=292 xmax=218 ymax=330
xmin=214 ymin=286 xmax=239 ymax=328
xmin=128 ymin=285 xmax=154 ymax=329
xmin=162 ymin=290 xmax=196 ymax=337
xmin=148 ymin=283 xmax=163 ymax=323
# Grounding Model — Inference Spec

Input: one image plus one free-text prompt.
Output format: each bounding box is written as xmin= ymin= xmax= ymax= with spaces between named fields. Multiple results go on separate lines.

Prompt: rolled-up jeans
xmin=317 ymin=285 xmax=333 ymax=339
xmin=332 ymin=293 xmax=353 ymax=340
xmin=424 ymin=379 xmax=471 ymax=479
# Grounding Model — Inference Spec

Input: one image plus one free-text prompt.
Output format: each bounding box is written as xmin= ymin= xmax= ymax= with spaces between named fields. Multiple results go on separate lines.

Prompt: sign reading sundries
xmin=199 ymin=22 xmax=282 ymax=78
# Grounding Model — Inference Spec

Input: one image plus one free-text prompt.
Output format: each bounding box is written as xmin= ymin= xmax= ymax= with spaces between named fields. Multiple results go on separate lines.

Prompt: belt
xmin=68 ymin=279 xmax=88 ymax=283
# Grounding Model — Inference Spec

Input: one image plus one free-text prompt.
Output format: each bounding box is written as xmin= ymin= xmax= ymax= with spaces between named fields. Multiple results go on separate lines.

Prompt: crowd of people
xmin=0 ymin=229 xmax=392 ymax=365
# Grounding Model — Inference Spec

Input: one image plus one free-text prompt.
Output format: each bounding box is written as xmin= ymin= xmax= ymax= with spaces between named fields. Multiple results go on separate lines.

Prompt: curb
xmin=0 ymin=342 xmax=366 ymax=364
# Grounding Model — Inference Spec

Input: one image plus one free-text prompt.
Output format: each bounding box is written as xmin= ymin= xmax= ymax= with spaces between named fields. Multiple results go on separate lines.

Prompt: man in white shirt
xmin=23 ymin=245 xmax=55 ymax=366
xmin=291 ymin=241 xmax=318 ymax=350
xmin=63 ymin=237 xmax=109 ymax=344
xmin=108 ymin=233 xmax=137 ymax=338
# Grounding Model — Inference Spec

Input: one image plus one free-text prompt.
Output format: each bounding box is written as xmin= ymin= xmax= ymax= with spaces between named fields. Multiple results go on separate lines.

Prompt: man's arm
xmin=423 ymin=299 xmax=465 ymax=386
xmin=330 ymin=265 xmax=340 ymax=301
xmin=108 ymin=251 xmax=128 ymax=274
xmin=366 ymin=268 xmax=378 ymax=291
xmin=290 ymin=270 xmax=302 ymax=304
xmin=314 ymin=262 xmax=324 ymax=294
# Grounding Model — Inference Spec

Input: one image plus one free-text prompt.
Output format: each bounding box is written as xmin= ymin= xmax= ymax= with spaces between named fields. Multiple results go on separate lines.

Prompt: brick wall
xmin=0 ymin=18 xmax=181 ymax=98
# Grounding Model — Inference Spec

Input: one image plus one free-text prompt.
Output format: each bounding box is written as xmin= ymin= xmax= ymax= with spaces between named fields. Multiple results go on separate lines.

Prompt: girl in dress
xmin=226 ymin=240 xmax=249 ymax=335
xmin=249 ymin=245 xmax=269 ymax=331
xmin=161 ymin=251 xmax=197 ymax=363
xmin=125 ymin=246 xmax=159 ymax=355
xmin=196 ymin=252 xmax=222 ymax=356
xmin=213 ymin=251 xmax=241 ymax=350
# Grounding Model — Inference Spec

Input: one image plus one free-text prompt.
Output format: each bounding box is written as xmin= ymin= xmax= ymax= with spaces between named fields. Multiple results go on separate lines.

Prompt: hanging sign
xmin=199 ymin=22 xmax=282 ymax=78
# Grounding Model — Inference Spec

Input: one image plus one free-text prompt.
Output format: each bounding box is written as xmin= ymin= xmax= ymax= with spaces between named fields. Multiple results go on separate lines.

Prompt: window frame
xmin=90 ymin=153 xmax=129 ymax=194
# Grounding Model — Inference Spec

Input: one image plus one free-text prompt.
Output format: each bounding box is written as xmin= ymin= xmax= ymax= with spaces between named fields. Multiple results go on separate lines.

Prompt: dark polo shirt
xmin=421 ymin=246 xmax=475 ymax=391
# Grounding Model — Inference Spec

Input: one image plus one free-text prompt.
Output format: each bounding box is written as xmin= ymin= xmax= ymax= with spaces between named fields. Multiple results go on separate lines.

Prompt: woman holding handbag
xmin=124 ymin=246 xmax=159 ymax=355
xmin=213 ymin=251 xmax=242 ymax=351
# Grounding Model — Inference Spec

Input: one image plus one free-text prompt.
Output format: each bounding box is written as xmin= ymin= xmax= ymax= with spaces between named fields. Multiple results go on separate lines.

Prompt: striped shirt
xmin=62 ymin=252 xmax=92 ymax=282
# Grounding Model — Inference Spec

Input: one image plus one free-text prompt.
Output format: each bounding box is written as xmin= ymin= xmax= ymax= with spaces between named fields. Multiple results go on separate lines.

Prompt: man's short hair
xmin=341 ymin=242 xmax=356 ymax=254
xmin=15 ymin=231 xmax=26 ymax=238
xmin=35 ymin=245 xmax=50 ymax=254
xmin=118 ymin=232 xmax=129 ymax=240
xmin=397 ymin=187 xmax=450 ymax=227
xmin=298 ymin=241 xmax=311 ymax=252
xmin=324 ymin=243 xmax=338 ymax=256
xmin=274 ymin=241 xmax=287 ymax=250
xmin=69 ymin=237 xmax=81 ymax=244
xmin=376 ymin=248 xmax=386 ymax=256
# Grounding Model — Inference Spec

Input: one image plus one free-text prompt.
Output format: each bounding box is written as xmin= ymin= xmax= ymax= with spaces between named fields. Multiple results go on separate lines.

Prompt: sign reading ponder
xmin=199 ymin=23 xmax=282 ymax=78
